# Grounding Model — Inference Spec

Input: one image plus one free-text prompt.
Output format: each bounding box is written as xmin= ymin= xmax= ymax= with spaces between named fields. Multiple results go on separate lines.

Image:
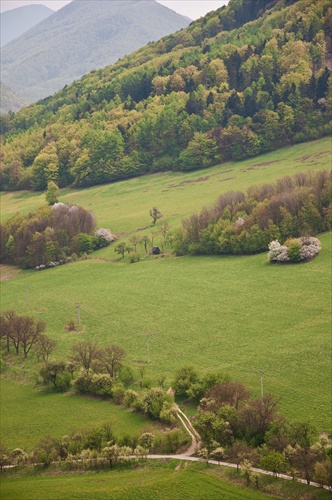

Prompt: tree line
xmin=0 ymin=202 xmax=115 ymax=269
xmin=0 ymin=0 xmax=331 ymax=191
xmin=172 ymin=170 xmax=331 ymax=256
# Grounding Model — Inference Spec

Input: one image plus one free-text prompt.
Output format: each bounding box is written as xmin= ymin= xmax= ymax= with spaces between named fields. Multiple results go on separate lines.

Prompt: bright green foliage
xmin=260 ymin=450 xmax=288 ymax=476
xmin=173 ymin=366 xmax=199 ymax=396
xmin=1 ymin=0 xmax=331 ymax=191
xmin=45 ymin=181 xmax=59 ymax=205
xmin=285 ymin=238 xmax=302 ymax=262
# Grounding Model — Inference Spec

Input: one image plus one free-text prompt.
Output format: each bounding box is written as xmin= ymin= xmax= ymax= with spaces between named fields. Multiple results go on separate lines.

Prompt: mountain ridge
xmin=1 ymin=0 xmax=190 ymax=103
xmin=0 ymin=4 xmax=54 ymax=47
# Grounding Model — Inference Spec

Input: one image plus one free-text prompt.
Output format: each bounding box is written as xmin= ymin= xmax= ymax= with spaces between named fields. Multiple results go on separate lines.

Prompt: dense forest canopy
xmin=0 ymin=0 xmax=331 ymax=192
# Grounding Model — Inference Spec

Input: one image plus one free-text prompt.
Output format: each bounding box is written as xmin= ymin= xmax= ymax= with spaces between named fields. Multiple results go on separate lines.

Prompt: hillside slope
xmin=0 ymin=4 xmax=53 ymax=47
xmin=0 ymin=82 xmax=27 ymax=115
xmin=0 ymin=0 xmax=331 ymax=192
xmin=0 ymin=0 xmax=190 ymax=103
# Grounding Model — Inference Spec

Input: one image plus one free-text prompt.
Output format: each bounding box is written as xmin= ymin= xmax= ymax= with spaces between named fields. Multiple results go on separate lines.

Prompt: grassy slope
xmin=2 ymin=460 xmax=332 ymax=500
xmin=1 ymin=138 xmax=330 ymax=232
xmin=0 ymin=462 xmax=279 ymax=500
xmin=0 ymin=378 xmax=158 ymax=450
xmin=1 ymin=233 xmax=330 ymax=437
xmin=0 ymin=138 xmax=331 ymax=450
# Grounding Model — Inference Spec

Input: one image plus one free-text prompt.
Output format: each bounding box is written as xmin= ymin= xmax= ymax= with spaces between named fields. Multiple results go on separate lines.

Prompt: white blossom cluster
xmin=95 ymin=228 xmax=117 ymax=243
xmin=52 ymin=202 xmax=67 ymax=210
xmin=268 ymin=241 xmax=290 ymax=262
xmin=234 ymin=217 xmax=245 ymax=230
xmin=298 ymin=236 xmax=321 ymax=261
xmin=52 ymin=203 xmax=78 ymax=213
xmin=268 ymin=237 xmax=321 ymax=263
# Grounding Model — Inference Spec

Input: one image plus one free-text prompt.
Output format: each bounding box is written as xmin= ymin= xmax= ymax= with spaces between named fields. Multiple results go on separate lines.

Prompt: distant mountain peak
xmin=0 ymin=4 xmax=54 ymax=47
xmin=1 ymin=0 xmax=190 ymax=103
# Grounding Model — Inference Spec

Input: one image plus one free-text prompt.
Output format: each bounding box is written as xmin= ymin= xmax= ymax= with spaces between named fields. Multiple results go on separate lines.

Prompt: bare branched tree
xmin=70 ymin=340 xmax=99 ymax=372
xmin=97 ymin=344 xmax=126 ymax=379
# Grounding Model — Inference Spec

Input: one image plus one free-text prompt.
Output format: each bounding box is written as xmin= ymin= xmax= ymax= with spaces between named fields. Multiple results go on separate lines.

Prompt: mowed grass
xmin=0 ymin=137 xmax=331 ymax=233
xmin=1 ymin=233 xmax=330 ymax=437
xmin=0 ymin=461 xmax=280 ymax=500
xmin=0 ymin=378 xmax=157 ymax=450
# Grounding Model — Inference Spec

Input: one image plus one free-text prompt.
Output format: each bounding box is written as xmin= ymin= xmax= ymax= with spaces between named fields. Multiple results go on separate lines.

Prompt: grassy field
xmin=0 ymin=137 xmax=330 ymax=233
xmin=0 ymin=233 xmax=330 ymax=438
xmin=0 ymin=378 xmax=158 ymax=450
xmin=1 ymin=460 xmax=331 ymax=500
xmin=0 ymin=137 xmax=331 ymax=452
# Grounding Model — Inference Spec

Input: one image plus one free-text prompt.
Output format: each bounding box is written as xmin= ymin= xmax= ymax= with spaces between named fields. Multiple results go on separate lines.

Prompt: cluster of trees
xmin=172 ymin=170 xmax=331 ymax=256
xmin=41 ymin=339 xmax=178 ymax=425
xmin=173 ymin=366 xmax=332 ymax=487
xmin=0 ymin=0 xmax=331 ymax=190
xmin=0 ymin=312 xmax=179 ymax=426
xmin=0 ymin=424 xmax=188 ymax=471
xmin=0 ymin=202 xmax=115 ymax=268
xmin=0 ymin=311 xmax=49 ymax=359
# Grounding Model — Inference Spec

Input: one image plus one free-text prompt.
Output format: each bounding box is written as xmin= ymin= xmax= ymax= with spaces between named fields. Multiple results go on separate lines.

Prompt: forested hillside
xmin=0 ymin=0 xmax=331 ymax=192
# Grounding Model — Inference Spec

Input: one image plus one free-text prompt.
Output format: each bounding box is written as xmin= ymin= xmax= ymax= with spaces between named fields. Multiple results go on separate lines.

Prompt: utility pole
xmin=260 ymin=371 xmax=264 ymax=400
xmin=253 ymin=368 xmax=265 ymax=400
xmin=146 ymin=334 xmax=150 ymax=364
xmin=76 ymin=303 xmax=82 ymax=328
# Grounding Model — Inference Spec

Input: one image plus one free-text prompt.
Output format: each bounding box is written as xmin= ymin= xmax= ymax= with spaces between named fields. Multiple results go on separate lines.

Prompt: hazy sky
xmin=0 ymin=1 xmax=229 ymax=20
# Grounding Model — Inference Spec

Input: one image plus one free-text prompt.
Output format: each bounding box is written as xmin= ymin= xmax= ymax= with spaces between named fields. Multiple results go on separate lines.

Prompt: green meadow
xmin=2 ymin=460 xmax=332 ymax=500
xmin=0 ymin=378 xmax=158 ymax=450
xmin=1 ymin=137 xmax=331 ymax=233
xmin=0 ymin=137 xmax=331 ymax=451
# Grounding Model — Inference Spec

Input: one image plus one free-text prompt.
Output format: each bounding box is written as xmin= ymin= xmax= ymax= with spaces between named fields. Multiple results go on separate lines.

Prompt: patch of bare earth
xmin=168 ymin=170 xmax=233 ymax=189
xmin=0 ymin=264 xmax=24 ymax=282
xmin=295 ymin=151 xmax=330 ymax=162
xmin=252 ymin=159 xmax=285 ymax=167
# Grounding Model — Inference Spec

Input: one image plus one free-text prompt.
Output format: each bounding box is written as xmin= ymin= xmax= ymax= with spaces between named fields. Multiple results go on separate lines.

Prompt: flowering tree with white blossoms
xmin=95 ymin=228 xmax=116 ymax=243
xmin=268 ymin=237 xmax=321 ymax=263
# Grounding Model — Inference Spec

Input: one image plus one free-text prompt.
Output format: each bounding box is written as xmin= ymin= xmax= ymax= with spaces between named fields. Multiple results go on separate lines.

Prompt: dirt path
xmin=175 ymin=403 xmax=201 ymax=456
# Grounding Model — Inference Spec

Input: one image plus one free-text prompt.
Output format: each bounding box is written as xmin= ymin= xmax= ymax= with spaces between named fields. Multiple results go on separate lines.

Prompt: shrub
xmin=91 ymin=374 xmax=113 ymax=397
xmin=73 ymin=370 xmax=94 ymax=394
xmin=111 ymin=382 xmax=125 ymax=404
xmin=299 ymin=236 xmax=321 ymax=261
xmin=94 ymin=228 xmax=116 ymax=247
xmin=284 ymin=238 xmax=302 ymax=263
xmin=268 ymin=237 xmax=321 ymax=263
xmin=159 ymin=401 xmax=178 ymax=425
xmin=129 ymin=252 xmax=140 ymax=263
xmin=267 ymin=240 xmax=290 ymax=262
xmin=123 ymin=389 xmax=138 ymax=407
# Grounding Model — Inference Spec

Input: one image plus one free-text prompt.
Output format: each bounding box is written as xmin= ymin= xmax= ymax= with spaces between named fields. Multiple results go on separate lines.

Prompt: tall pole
xmin=260 ymin=372 xmax=264 ymax=400
xmin=146 ymin=334 xmax=150 ymax=364
xmin=76 ymin=303 xmax=81 ymax=328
